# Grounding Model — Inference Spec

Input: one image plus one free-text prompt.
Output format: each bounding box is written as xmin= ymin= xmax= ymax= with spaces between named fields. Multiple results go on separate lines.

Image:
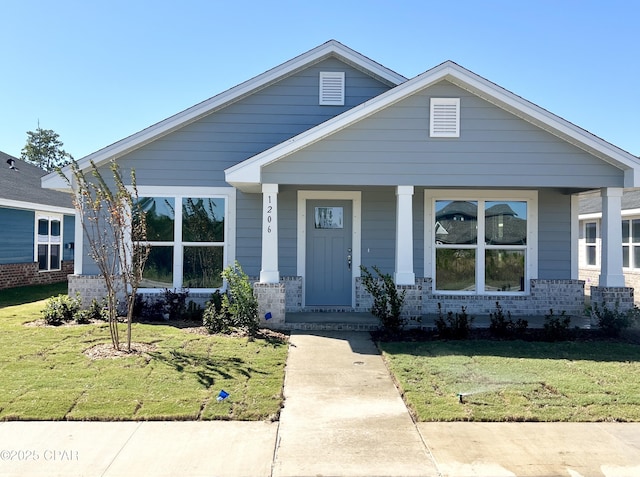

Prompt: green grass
xmin=379 ymin=339 xmax=640 ymax=422
xmin=0 ymin=283 xmax=287 ymax=421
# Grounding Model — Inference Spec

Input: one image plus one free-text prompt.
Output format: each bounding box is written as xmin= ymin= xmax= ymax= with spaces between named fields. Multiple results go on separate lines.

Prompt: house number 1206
xmin=266 ymin=195 xmax=273 ymax=233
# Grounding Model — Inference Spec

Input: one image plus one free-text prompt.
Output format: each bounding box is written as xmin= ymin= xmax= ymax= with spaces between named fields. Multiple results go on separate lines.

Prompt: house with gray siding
xmin=0 ymin=151 xmax=75 ymax=289
xmin=579 ymin=189 xmax=640 ymax=303
xmin=43 ymin=40 xmax=640 ymax=325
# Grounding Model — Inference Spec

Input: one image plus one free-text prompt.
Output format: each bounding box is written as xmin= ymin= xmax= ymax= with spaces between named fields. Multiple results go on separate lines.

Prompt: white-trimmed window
xmin=36 ymin=213 xmax=62 ymax=271
xmin=430 ymin=98 xmax=460 ymax=137
xmin=584 ymin=221 xmax=598 ymax=266
xmin=621 ymin=217 xmax=640 ymax=269
xmin=425 ymin=190 xmax=537 ymax=294
xmin=319 ymin=71 xmax=345 ymax=106
xmin=137 ymin=187 xmax=236 ymax=291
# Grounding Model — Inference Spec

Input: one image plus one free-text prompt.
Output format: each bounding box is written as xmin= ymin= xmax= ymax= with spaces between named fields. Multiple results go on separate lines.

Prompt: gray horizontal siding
xmin=63 ymin=215 xmax=75 ymax=261
xmin=0 ymin=207 xmax=34 ymax=264
xmin=263 ymin=81 xmax=623 ymax=189
xmin=117 ymin=57 xmax=393 ymax=188
xmin=538 ymin=189 xmax=572 ymax=279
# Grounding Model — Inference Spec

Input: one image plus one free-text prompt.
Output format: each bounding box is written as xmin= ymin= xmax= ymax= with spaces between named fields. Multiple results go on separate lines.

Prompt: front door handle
xmin=347 ymin=248 xmax=352 ymax=270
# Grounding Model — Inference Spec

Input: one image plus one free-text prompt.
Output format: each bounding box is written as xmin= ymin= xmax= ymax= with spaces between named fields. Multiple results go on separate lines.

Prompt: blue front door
xmin=306 ymin=200 xmax=352 ymax=306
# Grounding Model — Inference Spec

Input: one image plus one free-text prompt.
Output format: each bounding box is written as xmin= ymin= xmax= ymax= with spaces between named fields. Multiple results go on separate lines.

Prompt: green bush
xmin=359 ymin=265 xmax=406 ymax=334
xmin=435 ymin=303 xmax=474 ymax=339
xmin=163 ymin=288 xmax=189 ymax=320
xmin=41 ymin=294 xmax=82 ymax=326
xmin=203 ymin=290 xmax=234 ymax=334
xmin=489 ymin=301 xmax=528 ymax=338
xmin=590 ymin=302 xmax=638 ymax=337
xmin=203 ymin=262 xmax=259 ymax=337
xmin=543 ymin=309 xmax=572 ymax=341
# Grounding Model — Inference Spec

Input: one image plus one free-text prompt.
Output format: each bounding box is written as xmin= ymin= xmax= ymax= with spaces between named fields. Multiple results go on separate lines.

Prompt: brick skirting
xmin=0 ymin=261 xmax=73 ymax=290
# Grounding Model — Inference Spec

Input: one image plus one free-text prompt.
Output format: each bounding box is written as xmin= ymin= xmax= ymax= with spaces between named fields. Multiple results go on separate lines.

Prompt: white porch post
xmin=395 ymin=185 xmax=415 ymax=285
xmin=260 ymin=183 xmax=280 ymax=283
xmin=600 ymin=187 xmax=625 ymax=287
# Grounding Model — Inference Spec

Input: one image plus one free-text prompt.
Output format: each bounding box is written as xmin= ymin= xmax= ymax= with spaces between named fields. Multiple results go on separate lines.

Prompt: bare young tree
xmin=60 ymin=159 xmax=149 ymax=351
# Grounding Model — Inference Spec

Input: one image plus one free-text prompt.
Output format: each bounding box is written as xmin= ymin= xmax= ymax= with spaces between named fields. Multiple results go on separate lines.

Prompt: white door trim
xmin=297 ymin=190 xmax=362 ymax=307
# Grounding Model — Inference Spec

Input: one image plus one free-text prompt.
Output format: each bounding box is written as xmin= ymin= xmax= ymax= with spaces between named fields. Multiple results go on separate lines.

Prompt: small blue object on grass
xmin=217 ymin=390 xmax=229 ymax=402
xmin=265 ymin=312 xmax=272 ymax=320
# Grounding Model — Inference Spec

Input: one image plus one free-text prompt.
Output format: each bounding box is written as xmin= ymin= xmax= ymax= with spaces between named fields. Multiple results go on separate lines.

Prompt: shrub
xmin=203 ymin=290 xmax=234 ymax=334
xmin=133 ymin=294 xmax=165 ymax=321
xmin=163 ymin=288 xmax=189 ymax=320
xmin=359 ymin=265 xmax=406 ymax=334
xmin=489 ymin=301 xmax=528 ymax=338
xmin=41 ymin=294 xmax=82 ymax=326
xmin=203 ymin=262 xmax=259 ymax=337
xmin=435 ymin=303 xmax=474 ymax=339
xmin=590 ymin=302 xmax=638 ymax=337
xmin=543 ymin=309 xmax=572 ymax=341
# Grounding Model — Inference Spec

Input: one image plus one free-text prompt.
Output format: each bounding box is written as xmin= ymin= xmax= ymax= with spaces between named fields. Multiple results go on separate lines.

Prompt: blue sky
xmin=1 ymin=0 xmax=638 ymax=159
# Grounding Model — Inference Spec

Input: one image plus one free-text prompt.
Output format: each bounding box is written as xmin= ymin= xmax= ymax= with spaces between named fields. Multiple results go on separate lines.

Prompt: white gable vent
xmin=319 ymin=71 xmax=345 ymax=106
xmin=430 ymin=98 xmax=460 ymax=137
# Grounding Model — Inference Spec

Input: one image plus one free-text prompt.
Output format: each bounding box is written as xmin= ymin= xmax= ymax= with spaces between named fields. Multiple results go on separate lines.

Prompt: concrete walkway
xmin=1 ymin=331 xmax=640 ymax=476
xmin=272 ymin=331 xmax=439 ymax=477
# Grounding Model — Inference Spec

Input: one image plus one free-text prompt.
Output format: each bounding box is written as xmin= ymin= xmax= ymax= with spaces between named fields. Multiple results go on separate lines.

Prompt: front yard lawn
xmin=0 ymin=284 xmax=287 ymax=421
xmin=379 ymin=339 xmax=640 ymax=422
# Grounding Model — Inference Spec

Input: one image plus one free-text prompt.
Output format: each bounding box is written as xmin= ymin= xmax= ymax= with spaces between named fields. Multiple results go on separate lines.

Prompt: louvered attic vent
xmin=430 ymin=98 xmax=460 ymax=137
xmin=319 ymin=72 xmax=345 ymax=105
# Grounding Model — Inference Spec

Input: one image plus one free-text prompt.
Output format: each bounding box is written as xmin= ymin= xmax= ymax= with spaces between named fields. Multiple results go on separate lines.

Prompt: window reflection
xmin=485 ymin=201 xmax=526 ymax=245
xmin=435 ymin=201 xmax=478 ymax=244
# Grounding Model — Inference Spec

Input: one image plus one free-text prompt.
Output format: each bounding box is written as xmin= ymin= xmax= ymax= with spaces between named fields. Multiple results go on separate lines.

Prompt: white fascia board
xmin=53 ymin=40 xmax=407 ymax=183
xmin=0 ymin=198 xmax=75 ymax=215
xmin=443 ymin=62 xmax=640 ymax=179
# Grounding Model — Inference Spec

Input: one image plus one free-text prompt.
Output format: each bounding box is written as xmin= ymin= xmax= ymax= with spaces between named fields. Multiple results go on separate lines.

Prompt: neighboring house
xmin=43 ymin=40 xmax=640 ymax=325
xmin=0 ymin=151 xmax=75 ymax=290
xmin=579 ymin=188 xmax=640 ymax=303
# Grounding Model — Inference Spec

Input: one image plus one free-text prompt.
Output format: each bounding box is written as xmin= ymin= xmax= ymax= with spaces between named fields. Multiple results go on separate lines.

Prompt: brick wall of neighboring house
xmin=0 ymin=261 xmax=73 ymax=290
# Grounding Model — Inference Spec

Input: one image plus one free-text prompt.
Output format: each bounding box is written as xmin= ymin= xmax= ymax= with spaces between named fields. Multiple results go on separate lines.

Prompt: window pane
xmin=38 ymin=244 xmax=48 ymax=270
xmin=141 ymin=246 xmax=173 ymax=287
xmin=633 ymin=220 xmax=640 ymax=243
xmin=435 ymin=248 xmax=476 ymax=291
xmin=182 ymin=198 xmax=225 ymax=242
xmin=485 ymin=249 xmax=525 ymax=292
xmin=585 ymin=222 xmax=597 ymax=243
xmin=634 ymin=246 xmax=640 ymax=270
xmin=485 ymin=201 xmax=527 ymax=245
xmin=623 ymin=246 xmax=629 ymax=267
xmin=38 ymin=219 xmax=49 ymax=242
xmin=587 ymin=246 xmax=596 ymax=266
xmin=622 ymin=220 xmax=630 ymax=243
xmin=183 ymin=246 xmax=223 ymax=288
xmin=50 ymin=245 xmax=60 ymax=270
xmin=139 ymin=197 xmax=175 ymax=241
xmin=435 ymin=200 xmax=477 ymax=244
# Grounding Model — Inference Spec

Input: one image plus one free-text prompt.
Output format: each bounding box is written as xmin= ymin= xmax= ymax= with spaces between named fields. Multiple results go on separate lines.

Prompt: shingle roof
xmin=579 ymin=189 xmax=640 ymax=215
xmin=0 ymin=151 xmax=73 ymax=210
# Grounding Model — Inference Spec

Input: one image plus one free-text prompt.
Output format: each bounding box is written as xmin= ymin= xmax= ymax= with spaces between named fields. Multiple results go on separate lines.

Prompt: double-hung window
xmin=621 ymin=218 xmax=640 ymax=269
xmin=36 ymin=214 xmax=62 ymax=271
xmin=426 ymin=190 xmax=536 ymax=294
xmin=584 ymin=221 xmax=598 ymax=266
xmin=137 ymin=187 xmax=236 ymax=290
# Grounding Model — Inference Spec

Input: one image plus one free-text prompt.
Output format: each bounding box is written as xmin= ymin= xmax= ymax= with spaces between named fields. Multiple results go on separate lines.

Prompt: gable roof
xmin=0 ymin=151 xmax=74 ymax=213
xmin=42 ymin=40 xmax=407 ymax=191
xmin=226 ymin=60 xmax=640 ymax=192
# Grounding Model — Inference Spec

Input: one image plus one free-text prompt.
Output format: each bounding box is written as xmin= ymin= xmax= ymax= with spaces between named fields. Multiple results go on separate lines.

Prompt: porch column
xmin=600 ymin=187 xmax=624 ymax=287
xmin=260 ymin=183 xmax=280 ymax=283
xmin=395 ymin=185 xmax=415 ymax=285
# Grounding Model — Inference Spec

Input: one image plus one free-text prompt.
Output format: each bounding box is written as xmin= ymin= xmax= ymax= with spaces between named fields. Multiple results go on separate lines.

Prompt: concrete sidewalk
xmin=1 ymin=331 xmax=640 ymax=477
xmin=272 ymin=331 xmax=439 ymax=477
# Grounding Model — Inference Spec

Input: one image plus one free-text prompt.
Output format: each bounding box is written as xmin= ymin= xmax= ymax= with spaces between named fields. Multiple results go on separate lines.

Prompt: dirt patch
xmin=83 ymin=342 xmax=157 ymax=360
